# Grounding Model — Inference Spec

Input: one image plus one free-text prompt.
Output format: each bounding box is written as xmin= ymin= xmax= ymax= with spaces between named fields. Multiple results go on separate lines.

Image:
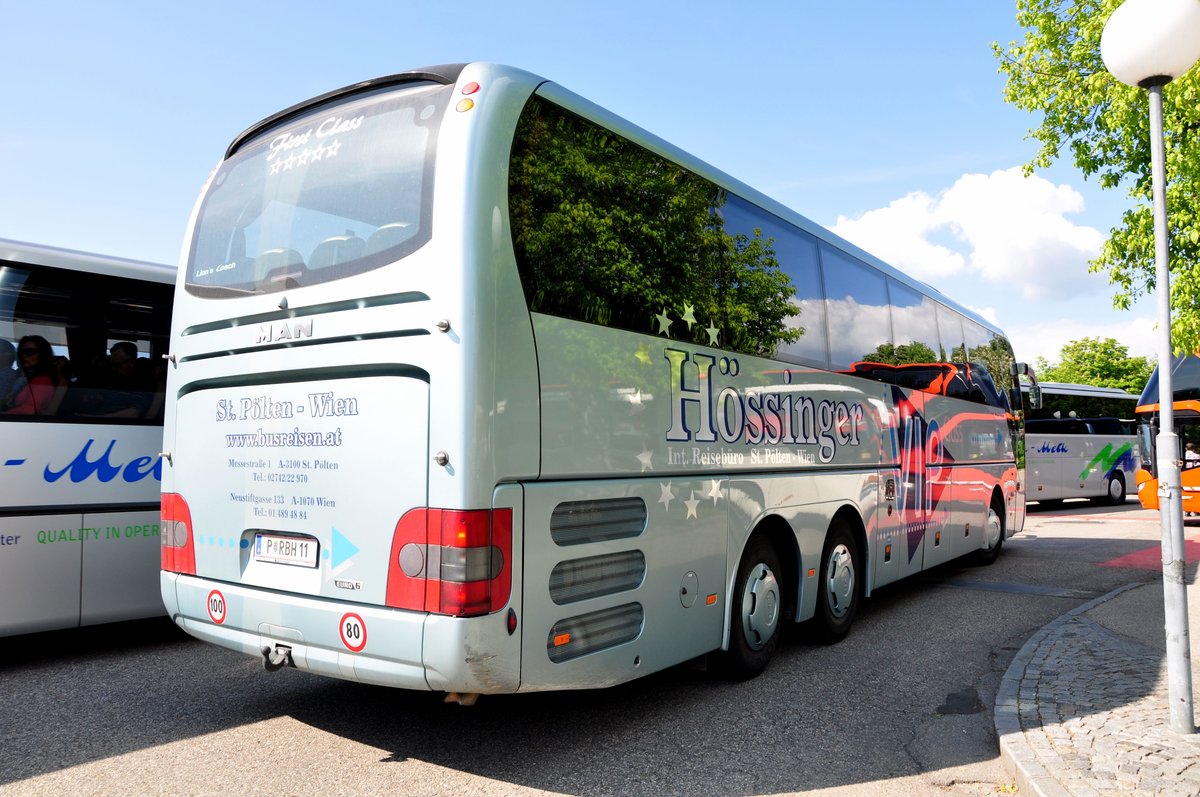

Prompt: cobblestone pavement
xmin=996 ymin=582 xmax=1200 ymax=797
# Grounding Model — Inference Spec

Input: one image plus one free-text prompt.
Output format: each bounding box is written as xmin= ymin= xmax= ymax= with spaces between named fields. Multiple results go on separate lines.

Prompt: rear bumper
xmin=161 ymin=572 xmax=519 ymax=693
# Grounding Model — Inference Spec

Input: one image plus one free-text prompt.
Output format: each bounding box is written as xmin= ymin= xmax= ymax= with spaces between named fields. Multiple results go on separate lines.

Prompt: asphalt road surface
xmin=0 ymin=499 xmax=1172 ymax=796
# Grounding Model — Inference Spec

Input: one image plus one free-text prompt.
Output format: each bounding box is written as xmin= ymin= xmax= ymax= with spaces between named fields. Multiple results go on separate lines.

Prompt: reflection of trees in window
xmin=970 ymin=337 xmax=1016 ymax=396
xmin=861 ymin=341 xmax=939 ymax=365
xmin=508 ymin=97 xmax=798 ymax=358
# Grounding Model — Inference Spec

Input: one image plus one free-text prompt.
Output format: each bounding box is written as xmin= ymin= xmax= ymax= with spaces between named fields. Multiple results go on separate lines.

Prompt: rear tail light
xmin=161 ymin=493 xmax=197 ymax=575
xmin=385 ymin=508 xmax=512 ymax=617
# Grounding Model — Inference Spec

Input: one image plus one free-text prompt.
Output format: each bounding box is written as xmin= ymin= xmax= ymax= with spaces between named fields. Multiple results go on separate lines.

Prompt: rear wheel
xmin=716 ymin=535 xmax=784 ymax=680
xmin=810 ymin=519 xmax=860 ymax=644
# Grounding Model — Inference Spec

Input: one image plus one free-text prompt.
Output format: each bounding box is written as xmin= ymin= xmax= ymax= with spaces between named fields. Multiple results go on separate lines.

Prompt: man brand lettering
xmin=664 ymin=348 xmax=865 ymax=464
xmin=43 ymin=439 xmax=162 ymax=484
xmin=256 ymin=319 xmax=314 ymax=344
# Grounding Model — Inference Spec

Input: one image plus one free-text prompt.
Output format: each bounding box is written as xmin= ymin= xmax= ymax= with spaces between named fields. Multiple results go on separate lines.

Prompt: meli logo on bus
xmin=42 ymin=439 xmax=162 ymax=485
xmin=663 ymin=347 xmax=865 ymax=463
xmin=1037 ymin=442 xmax=1069 ymax=454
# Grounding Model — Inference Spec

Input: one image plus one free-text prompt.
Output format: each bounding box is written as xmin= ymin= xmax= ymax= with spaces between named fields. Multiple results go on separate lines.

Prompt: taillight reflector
xmin=385 ymin=508 xmax=512 ymax=617
xmin=161 ymin=493 xmax=197 ymax=575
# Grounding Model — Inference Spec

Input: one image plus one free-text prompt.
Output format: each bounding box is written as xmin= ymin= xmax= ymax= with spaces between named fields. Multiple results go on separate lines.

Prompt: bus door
xmin=891 ymin=388 xmax=948 ymax=575
xmin=80 ymin=507 xmax=163 ymax=625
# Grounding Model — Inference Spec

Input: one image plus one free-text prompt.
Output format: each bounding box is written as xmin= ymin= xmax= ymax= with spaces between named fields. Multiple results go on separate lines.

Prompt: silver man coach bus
xmin=160 ymin=63 xmax=1038 ymax=700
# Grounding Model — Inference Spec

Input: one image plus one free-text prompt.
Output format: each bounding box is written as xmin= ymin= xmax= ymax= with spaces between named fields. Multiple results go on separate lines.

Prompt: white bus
xmin=161 ymin=63 xmax=1036 ymax=698
xmin=0 ymin=239 xmax=174 ymax=636
xmin=1022 ymin=382 xmax=1139 ymax=506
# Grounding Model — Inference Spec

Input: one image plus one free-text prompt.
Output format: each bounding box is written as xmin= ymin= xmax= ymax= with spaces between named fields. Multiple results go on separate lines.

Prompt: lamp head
xmin=1101 ymin=0 xmax=1200 ymax=87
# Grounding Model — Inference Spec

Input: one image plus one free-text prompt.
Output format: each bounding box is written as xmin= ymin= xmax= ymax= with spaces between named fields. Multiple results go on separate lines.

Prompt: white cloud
xmin=831 ymin=192 xmax=965 ymax=280
xmin=832 ymin=167 xmax=1107 ymax=301
xmin=965 ymin=304 xmax=1000 ymax=326
xmin=1005 ymin=314 xmax=1158 ymax=366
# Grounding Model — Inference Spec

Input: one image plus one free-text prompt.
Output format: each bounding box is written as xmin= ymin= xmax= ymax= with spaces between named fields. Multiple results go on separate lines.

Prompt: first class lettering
xmin=267 ymin=115 xmax=364 ymax=161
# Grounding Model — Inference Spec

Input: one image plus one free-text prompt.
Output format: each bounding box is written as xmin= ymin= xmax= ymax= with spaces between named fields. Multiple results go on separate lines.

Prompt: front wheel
xmin=715 ymin=535 xmax=784 ymax=680
xmin=810 ymin=519 xmax=860 ymax=644
xmin=972 ymin=500 xmax=1005 ymax=566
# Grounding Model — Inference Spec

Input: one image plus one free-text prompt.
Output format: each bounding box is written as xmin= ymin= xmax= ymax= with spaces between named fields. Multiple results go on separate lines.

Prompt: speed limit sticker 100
xmin=207 ymin=590 xmax=227 ymax=624
xmin=339 ymin=612 xmax=367 ymax=652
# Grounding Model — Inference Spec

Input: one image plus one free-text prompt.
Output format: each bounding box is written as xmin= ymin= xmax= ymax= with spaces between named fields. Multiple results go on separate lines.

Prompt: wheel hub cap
xmin=741 ymin=563 xmax=780 ymax=650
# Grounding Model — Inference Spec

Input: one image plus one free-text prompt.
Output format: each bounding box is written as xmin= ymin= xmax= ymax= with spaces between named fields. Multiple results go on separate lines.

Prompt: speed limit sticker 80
xmin=339 ymin=612 xmax=367 ymax=652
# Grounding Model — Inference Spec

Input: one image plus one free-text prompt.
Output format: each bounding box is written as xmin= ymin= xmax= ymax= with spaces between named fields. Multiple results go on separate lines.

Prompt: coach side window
xmin=509 ymin=96 xmax=799 ymax=359
xmin=721 ymin=196 xmax=829 ymax=368
xmin=887 ymin=280 xmax=941 ymax=366
xmin=0 ymin=262 xmax=170 ymax=424
xmin=820 ymin=244 xmax=890 ymax=371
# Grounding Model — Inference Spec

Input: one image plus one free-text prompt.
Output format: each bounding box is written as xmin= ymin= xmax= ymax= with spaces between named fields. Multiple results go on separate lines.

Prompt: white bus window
xmin=0 ymin=261 xmax=170 ymax=423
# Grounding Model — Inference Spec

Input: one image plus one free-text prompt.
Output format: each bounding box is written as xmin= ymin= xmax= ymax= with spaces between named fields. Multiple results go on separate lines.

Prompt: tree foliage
xmin=1034 ymin=336 xmax=1153 ymax=392
xmin=994 ymin=0 xmax=1200 ymax=352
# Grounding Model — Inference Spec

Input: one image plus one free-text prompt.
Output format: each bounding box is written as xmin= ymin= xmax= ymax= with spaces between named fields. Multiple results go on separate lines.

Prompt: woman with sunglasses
xmin=4 ymin=335 xmax=59 ymax=415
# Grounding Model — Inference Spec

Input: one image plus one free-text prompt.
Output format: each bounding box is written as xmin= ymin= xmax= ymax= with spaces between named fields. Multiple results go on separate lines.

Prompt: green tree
xmin=994 ymin=0 xmax=1200 ymax=352
xmin=1034 ymin=336 xmax=1153 ymax=392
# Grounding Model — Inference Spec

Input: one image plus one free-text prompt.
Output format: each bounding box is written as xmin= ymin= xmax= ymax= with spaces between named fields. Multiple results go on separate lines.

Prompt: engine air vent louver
xmin=549 ymin=551 xmax=646 ymax=605
xmin=547 ymin=603 xmax=644 ymax=663
xmin=550 ymin=497 xmax=646 ymax=546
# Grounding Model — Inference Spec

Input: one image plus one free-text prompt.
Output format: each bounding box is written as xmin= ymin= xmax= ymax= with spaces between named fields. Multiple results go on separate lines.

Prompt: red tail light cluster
xmin=386 ymin=508 xmax=512 ymax=617
xmin=161 ymin=493 xmax=197 ymax=575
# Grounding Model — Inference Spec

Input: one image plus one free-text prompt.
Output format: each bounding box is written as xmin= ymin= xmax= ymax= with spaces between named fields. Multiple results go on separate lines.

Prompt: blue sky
xmin=0 ymin=1 xmax=1159 ymax=364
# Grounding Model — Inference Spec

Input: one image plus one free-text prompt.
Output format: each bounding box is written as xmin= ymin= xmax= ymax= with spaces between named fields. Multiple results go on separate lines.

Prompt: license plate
xmin=254 ymin=533 xmax=319 ymax=568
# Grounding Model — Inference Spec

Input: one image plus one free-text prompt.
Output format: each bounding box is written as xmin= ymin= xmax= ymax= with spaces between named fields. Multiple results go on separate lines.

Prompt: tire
xmin=810 ymin=519 xmax=860 ymax=644
xmin=972 ymin=499 xmax=1005 ymax=566
xmin=1098 ymin=473 xmax=1125 ymax=506
xmin=715 ymin=535 xmax=784 ymax=680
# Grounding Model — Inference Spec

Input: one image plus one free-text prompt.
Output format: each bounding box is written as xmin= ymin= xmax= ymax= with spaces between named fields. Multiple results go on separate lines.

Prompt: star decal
xmin=681 ymin=303 xmax=697 ymax=330
xmin=636 ymin=450 xmax=654 ymax=472
xmin=706 ymin=323 xmax=720 ymax=346
xmin=658 ymin=481 xmax=675 ymax=511
xmin=706 ymin=479 xmax=722 ymax=506
xmin=634 ymin=344 xmax=652 ymax=365
xmin=655 ymin=309 xmax=673 ymax=336
xmin=685 ymin=492 xmax=700 ymax=519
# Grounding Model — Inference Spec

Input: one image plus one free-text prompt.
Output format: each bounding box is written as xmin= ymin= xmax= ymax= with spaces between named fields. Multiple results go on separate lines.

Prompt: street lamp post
xmin=1101 ymin=0 xmax=1200 ymax=735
